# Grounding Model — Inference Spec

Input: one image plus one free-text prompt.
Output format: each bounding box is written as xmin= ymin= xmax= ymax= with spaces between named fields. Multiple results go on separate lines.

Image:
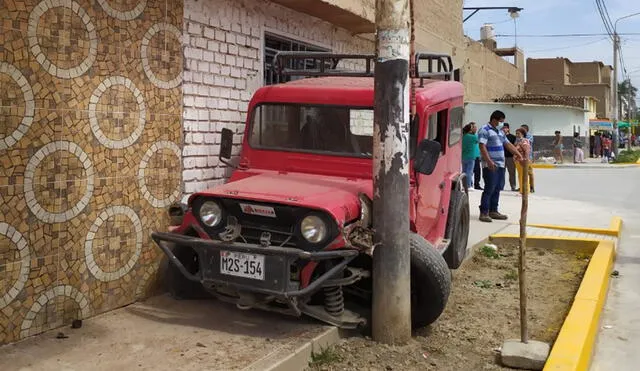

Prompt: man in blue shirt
xmin=477 ymin=110 xmax=522 ymax=223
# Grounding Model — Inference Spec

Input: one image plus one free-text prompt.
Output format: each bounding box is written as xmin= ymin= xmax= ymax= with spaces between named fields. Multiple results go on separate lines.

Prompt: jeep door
xmin=414 ymin=102 xmax=449 ymax=248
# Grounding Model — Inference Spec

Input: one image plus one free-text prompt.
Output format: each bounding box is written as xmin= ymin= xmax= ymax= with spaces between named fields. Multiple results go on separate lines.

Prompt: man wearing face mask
xmin=477 ymin=110 xmax=523 ymax=223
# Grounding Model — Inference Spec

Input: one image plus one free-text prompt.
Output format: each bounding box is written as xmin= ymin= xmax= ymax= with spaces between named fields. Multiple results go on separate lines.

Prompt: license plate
xmin=220 ymin=251 xmax=265 ymax=280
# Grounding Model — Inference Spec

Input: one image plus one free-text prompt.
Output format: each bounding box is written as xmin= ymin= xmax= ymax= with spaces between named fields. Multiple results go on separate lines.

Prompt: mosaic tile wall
xmin=0 ymin=0 xmax=183 ymax=345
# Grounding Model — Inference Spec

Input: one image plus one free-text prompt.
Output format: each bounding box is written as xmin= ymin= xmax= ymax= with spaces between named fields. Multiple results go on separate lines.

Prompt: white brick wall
xmin=182 ymin=0 xmax=373 ymax=194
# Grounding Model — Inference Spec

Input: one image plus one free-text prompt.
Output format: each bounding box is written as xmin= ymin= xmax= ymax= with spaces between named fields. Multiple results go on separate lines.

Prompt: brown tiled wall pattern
xmin=0 ymin=0 xmax=183 ymax=344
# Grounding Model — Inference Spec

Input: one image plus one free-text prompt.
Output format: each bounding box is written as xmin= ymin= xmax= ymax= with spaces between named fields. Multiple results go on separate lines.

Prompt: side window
xmin=448 ymin=106 xmax=464 ymax=147
xmin=426 ymin=109 xmax=447 ymax=153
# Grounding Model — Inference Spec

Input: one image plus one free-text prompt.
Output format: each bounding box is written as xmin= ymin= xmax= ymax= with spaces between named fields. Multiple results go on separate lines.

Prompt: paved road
xmin=526 ymin=167 xmax=640 ymax=371
xmin=531 ymin=167 xmax=640 ymax=215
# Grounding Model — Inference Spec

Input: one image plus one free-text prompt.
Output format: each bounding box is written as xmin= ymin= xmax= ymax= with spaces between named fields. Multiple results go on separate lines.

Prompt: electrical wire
xmin=594 ymin=0 xmax=614 ymax=39
xmin=527 ymin=37 xmax=608 ymax=53
xmin=495 ymin=33 xmax=640 ymax=37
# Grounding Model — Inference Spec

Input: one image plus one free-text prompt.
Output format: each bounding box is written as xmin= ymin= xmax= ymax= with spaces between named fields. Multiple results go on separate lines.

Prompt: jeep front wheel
xmin=444 ymin=186 xmax=470 ymax=269
xmin=410 ymin=233 xmax=452 ymax=329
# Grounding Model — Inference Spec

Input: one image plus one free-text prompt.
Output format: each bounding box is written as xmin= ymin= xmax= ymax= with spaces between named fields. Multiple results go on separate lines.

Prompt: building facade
xmin=525 ymin=57 xmax=612 ymax=119
xmin=0 ymin=0 xmax=524 ymax=345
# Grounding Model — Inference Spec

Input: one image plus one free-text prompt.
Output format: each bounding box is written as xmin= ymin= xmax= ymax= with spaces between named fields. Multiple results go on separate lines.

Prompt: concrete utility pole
xmin=371 ymin=0 xmax=412 ymax=344
xmin=628 ymin=79 xmax=633 ymax=150
xmin=613 ymin=12 xmax=640 ymax=155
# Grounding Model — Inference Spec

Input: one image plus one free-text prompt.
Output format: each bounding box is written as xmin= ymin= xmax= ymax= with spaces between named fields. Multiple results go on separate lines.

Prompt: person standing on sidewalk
xmin=514 ymin=128 xmax=531 ymax=195
xmin=461 ymin=122 xmax=479 ymax=190
xmin=573 ymin=132 xmax=585 ymax=163
xmin=602 ymin=134 xmax=612 ymax=162
xmin=502 ymin=123 xmax=518 ymax=191
xmin=470 ymin=123 xmax=483 ymax=190
xmin=520 ymin=124 xmax=535 ymax=193
xmin=552 ymin=130 xmax=564 ymax=164
xmin=478 ymin=110 xmax=523 ymax=223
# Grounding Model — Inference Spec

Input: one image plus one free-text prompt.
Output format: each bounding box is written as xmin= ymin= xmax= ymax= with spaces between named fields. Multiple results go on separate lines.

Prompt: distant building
xmin=525 ymin=58 xmax=612 ymax=119
xmin=495 ymin=94 xmax=598 ymax=120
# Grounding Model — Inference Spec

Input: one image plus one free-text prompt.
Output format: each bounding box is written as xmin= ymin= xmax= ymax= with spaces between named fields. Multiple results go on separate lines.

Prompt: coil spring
xmin=324 ymin=286 xmax=344 ymax=317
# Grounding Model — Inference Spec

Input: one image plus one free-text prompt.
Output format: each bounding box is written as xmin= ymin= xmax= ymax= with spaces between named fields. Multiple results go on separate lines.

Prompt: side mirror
xmin=220 ymin=128 xmax=233 ymax=160
xmin=219 ymin=128 xmax=238 ymax=169
xmin=414 ymin=139 xmax=441 ymax=175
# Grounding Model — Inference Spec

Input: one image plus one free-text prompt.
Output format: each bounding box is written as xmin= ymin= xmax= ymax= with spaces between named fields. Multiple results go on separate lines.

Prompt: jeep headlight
xmin=199 ymin=201 xmax=223 ymax=227
xmin=300 ymin=215 xmax=328 ymax=243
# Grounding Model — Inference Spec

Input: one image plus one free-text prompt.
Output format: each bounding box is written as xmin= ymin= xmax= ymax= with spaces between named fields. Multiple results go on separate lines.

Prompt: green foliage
xmin=309 ymin=346 xmax=341 ymax=368
xmin=612 ymin=150 xmax=640 ymax=164
xmin=479 ymin=245 xmax=500 ymax=259
xmin=473 ymin=280 xmax=493 ymax=289
xmin=504 ymin=269 xmax=518 ymax=281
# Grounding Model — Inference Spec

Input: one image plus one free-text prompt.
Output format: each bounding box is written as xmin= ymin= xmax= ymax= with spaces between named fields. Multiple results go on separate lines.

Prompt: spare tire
xmin=410 ymin=233 xmax=452 ymax=329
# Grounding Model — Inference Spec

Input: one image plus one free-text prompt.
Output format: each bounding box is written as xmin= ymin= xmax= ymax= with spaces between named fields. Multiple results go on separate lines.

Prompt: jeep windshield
xmin=248 ymin=103 xmax=374 ymax=158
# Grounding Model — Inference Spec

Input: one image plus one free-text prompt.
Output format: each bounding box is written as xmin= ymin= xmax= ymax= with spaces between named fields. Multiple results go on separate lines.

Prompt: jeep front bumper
xmin=151 ymin=232 xmax=359 ymax=299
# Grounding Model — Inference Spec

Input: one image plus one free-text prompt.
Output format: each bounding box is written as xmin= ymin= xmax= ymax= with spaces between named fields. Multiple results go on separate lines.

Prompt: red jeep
xmin=152 ymin=52 xmax=470 ymax=330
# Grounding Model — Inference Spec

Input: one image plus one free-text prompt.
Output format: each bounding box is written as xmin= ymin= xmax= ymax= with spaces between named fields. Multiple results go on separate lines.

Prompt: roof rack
xmin=273 ymin=52 xmax=375 ymax=78
xmin=414 ymin=52 xmax=455 ymax=85
xmin=272 ymin=51 xmax=458 ymax=82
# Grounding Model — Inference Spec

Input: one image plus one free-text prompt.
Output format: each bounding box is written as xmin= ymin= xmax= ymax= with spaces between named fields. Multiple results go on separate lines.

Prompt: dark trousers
xmin=504 ymin=157 xmax=517 ymax=190
xmin=480 ymin=167 xmax=505 ymax=215
xmin=473 ymin=158 xmax=482 ymax=187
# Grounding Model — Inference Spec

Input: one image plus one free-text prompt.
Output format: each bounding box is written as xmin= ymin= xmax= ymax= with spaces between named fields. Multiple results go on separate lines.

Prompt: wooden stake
xmin=519 ymin=160 xmax=529 ymax=343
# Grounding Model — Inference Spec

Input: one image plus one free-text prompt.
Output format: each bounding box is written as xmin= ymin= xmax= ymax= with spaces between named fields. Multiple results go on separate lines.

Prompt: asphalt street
xmin=527 ymin=166 xmax=640 ymax=371
xmin=530 ymin=167 xmax=640 ymax=215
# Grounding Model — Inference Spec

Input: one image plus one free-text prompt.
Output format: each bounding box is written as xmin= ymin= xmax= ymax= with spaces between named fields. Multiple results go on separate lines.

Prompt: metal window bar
xmin=264 ymin=34 xmax=328 ymax=86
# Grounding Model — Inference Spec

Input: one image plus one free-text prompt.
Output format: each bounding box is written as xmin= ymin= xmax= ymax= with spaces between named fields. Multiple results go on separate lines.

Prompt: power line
xmin=495 ymin=33 xmax=640 ymax=37
xmin=594 ymin=0 xmax=614 ymax=39
xmin=527 ymin=37 xmax=608 ymax=53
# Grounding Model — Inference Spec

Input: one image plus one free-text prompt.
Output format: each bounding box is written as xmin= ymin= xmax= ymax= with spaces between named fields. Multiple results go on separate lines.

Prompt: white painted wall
xmin=463 ymin=102 xmax=589 ymax=137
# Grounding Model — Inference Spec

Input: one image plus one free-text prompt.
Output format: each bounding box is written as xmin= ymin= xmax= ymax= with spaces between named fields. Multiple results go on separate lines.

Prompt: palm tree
xmin=618 ymin=80 xmax=638 ymax=120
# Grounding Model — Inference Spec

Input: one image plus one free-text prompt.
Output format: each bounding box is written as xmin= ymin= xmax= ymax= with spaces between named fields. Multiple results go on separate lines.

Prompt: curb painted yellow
xmin=608 ymin=216 xmax=623 ymax=238
xmin=543 ymin=240 xmax=615 ymax=371
xmin=528 ymin=216 xmax=623 ymax=237
xmin=532 ymin=163 xmax=556 ymax=169
xmin=489 ymin=235 xmax=601 ymax=254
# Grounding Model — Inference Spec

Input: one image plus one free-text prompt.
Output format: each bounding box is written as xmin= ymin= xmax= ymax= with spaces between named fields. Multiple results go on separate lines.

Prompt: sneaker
xmin=474 ymin=186 xmax=483 ymax=190
xmin=489 ymin=211 xmax=508 ymax=220
xmin=479 ymin=214 xmax=493 ymax=223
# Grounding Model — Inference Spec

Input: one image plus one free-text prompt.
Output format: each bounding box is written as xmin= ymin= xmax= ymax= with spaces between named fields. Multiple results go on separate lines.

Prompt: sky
xmin=463 ymin=0 xmax=640 ymax=96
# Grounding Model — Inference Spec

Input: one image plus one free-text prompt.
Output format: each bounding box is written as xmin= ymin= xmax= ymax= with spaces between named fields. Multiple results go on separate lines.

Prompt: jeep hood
xmin=199 ymin=171 xmax=372 ymax=224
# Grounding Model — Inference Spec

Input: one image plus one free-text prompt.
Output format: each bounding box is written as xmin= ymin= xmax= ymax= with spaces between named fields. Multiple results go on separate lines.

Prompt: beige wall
xmin=462 ymin=39 xmax=523 ymax=102
xmin=414 ymin=0 xmax=523 ymax=101
xmin=272 ymin=0 xmax=523 ymax=102
xmin=527 ymin=58 xmax=568 ymax=85
xmin=571 ymin=62 xmax=602 ymax=84
xmin=526 ymin=83 xmax=610 ymax=119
